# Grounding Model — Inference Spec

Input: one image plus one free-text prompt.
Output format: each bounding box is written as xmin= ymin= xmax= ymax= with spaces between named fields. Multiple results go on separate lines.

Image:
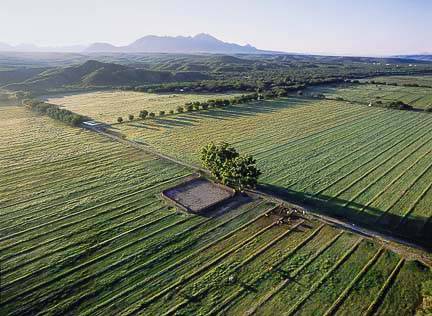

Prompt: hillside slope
xmin=3 ymin=60 xmax=210 ymax=92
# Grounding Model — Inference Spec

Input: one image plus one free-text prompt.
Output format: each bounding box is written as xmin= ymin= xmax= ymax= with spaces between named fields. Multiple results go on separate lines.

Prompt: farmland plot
xmin=366 ymin=75 xmax=432 ymax=87
xmin=306 ymin=82 xmax=432 ymax=109
xmin=47 ymin=90 xmax=241 ymax=123
xmin=1 ymin=105 xmax=430 ymax=315
xmin=115 ymin=97 xmax=432 ymax=244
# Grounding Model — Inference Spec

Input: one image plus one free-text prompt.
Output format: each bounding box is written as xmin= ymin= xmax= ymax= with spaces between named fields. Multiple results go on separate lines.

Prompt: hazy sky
xmin=1 ymin=0 xmax=431 ymax=55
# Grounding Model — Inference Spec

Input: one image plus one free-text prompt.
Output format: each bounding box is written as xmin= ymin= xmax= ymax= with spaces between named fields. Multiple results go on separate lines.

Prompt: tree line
xmin=116 ymin=93 xmax=262 ymax=123
xmin=23 ymin=99 xmax=86 ymax=126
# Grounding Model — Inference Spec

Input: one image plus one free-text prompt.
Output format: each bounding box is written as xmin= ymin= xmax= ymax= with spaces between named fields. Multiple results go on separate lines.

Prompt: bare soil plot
xmin=162 ymin=177 xmax=235 ymax=213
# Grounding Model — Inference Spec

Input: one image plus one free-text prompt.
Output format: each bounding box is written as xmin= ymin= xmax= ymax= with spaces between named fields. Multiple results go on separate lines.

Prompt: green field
xmin=1 ymin=106 xmax=431 ymax=315
xmin=47 ymin=90 xmax=241 ymax=123
xmin=305 ymin=82 xmax=432 ymax=109
xmin=115 ymin=97 xmax=432 ymax=244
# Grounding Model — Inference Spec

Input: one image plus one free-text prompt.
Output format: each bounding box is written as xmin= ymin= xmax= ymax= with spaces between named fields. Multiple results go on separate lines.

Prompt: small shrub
xmin=128 ymin=114 xmax=134 ymax=121
xmin=149 ymin=112 xmax=155 ymax=118
xmin=193 ymin=102 xmax=200 ymax=111
xmin=169 ymin=110 xmax=174 ymax=114
xmin=201 ymin=103 xmax=209 ymax=110
xmin=177 ymin=106 xmax=184 ymax=113
xmin=186 ymin=104 xmax=193 ymax=112
xmin=117 ymin=117 xmax=123 ymax=123
xmin=139 ymin=110 xmax=148 ymax=119
xmin=159 ymin=110 xmax=165 ymax=116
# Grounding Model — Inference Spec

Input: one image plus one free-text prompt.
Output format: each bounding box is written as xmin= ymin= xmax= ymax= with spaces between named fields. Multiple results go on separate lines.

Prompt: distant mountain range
xmin=0 ymin=34 xmax=277 ymax=54
xmin=395 ymin=54 xmax=432 ymax=62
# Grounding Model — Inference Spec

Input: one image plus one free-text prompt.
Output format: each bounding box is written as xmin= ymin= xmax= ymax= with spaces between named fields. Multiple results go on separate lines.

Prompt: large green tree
xmin=200 ymin=142 xmax=261 ymax=191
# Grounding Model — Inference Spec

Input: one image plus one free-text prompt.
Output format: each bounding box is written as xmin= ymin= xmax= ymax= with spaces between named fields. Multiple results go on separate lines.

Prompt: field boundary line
xmin=397 ymin=175 xmax=432 ymax=228
xmin=71 ymin=202 xmax=275 ymax=316
xmin=245 ymin=230 xmax=345 ymax=316
xmin=322 ymin=247 xmax=384 ymax=316
xmin=313 ymin=118 xmax=432 ymax=196
xmin=284 ymin=238 xmax=363 ymax=316
xmin=0 ymin=172 xmax=190 ymax=243
xmin=166 ymin=220 xmax=307 ymax=315
xmin=374 ymin=157 xmax=432 ymax=224
xmin=0 ymin=202 xmax=165 ymax=274
xmin=358 ymin=146 xmax=432 ymax=214
xmin=1 ymin=211 xmax=176 ymax=290
xmin=120 ymin=219 xmax=281 ymax=315
xmin=1 ymin=163 xmax=159 ymax=225
xmin=207 ymin=224 xmax=326 ymax=316
xmin=342 ymin=134 xmax=432 ymax=208
xmin=363 ymin=258 xmax=405 ymax=316
xmin=269 ymin=111 xmax=408 ymax=184
xmin=295 ymin=115 xmax=430 ymax=192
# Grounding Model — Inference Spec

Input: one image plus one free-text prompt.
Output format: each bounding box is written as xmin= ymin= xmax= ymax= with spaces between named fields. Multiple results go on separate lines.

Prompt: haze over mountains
xmin=0 ymin=33 xmax=430 ymax=59
xmin=0 ymin=34 xmax=272 ymax=54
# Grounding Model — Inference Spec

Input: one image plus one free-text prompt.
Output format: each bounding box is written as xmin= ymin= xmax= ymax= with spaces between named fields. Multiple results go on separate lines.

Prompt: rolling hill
xmin=3 ymin=60 xmax=210 ymax=92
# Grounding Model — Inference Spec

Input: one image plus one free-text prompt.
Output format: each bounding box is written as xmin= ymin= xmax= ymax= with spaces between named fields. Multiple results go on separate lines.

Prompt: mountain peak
xmin=193 ymin=33 xmax=219 ymax=41
xmin=85 ymin=33 xmax=265 ymax=54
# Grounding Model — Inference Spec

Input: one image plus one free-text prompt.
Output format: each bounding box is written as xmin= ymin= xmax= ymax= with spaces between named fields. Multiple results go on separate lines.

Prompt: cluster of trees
xmin=24 ymin=99 xmax=85 ymax=126
xmin=386 ymin=100 xmax=414 ymax=111
xmin=200 ymin=142 xmax=261 ymax=192
xmin=367 ymin=80 xmax=432 ymax=89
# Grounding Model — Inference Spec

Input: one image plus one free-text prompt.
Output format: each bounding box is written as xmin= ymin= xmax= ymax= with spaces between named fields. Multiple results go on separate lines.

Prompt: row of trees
xmin=116 ymin=93 xmax=262 ymax=123
xmin=24 ymin=100 xmax=85 ymax=126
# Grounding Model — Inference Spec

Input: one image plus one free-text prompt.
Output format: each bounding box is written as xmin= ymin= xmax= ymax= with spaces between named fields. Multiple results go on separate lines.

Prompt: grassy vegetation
xmin=47 ymin=90 xmax=241 ymax=123
xmin=1 ymin=105 xmax=430 ymax=315
xmin=366 ymin=75 xmax=432 ymax=87
xmin=114 ymin=97 xmax=432 ymax=244
xmin=306 ymin=82 xmax=432 ymax=110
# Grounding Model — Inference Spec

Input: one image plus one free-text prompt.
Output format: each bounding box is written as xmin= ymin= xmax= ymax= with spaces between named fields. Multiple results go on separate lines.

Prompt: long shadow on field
xmin=138 ymin=97 xmax=314 ymax=130
xmin=198 ymin=193 xmax=255 ymax=218
xmin=259 ymin=184 xmax=432 ymax=251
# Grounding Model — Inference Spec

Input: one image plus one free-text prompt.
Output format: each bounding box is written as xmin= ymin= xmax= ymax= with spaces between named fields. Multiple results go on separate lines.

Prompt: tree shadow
xmin=258 ymin=184 xmax=432 ymax=250
xmin=198 ymin=193 xmax=255 ymax=218
xmin=132 ymin=97 xmax=314 ymax=130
